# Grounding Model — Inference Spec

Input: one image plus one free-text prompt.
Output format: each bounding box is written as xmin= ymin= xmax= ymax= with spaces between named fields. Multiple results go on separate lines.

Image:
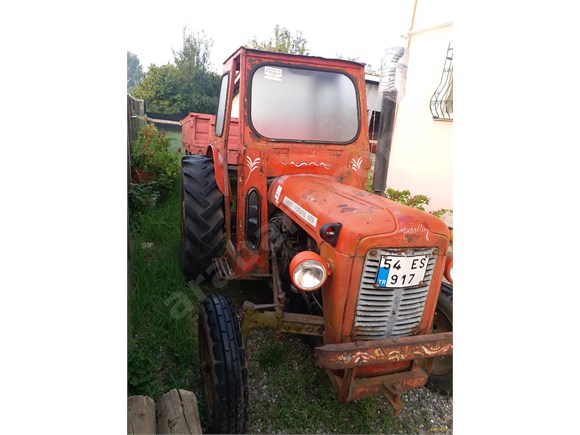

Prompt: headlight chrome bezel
xmin=289 ymin=251 xmax=330 ymax=291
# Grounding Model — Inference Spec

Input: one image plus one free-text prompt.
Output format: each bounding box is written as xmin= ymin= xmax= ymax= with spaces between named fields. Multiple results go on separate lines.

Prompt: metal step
xmin=213 ymin=257 xmax=234 ymax=280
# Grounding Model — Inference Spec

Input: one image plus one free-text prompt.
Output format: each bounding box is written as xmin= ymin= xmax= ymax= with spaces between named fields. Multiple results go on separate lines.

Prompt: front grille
xmin=352 ymin=247 xmax=437 ymax=341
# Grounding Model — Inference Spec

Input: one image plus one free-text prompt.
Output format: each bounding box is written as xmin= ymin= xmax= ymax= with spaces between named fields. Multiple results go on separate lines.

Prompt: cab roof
xmin=223 ymin=46 xmax=366 ymax=70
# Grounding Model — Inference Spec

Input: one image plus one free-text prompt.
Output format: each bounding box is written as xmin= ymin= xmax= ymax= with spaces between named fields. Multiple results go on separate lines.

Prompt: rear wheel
xmin=181 ymin=155 xmax=225 ymax=281
xmin=428 ymin=282 xmax=453 ymax=395
xmin=198 ymin=294 xmax=249 ymax=434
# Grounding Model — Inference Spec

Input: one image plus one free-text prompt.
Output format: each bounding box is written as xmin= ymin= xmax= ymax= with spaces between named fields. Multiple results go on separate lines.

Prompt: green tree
xmin=131 ymin=28 xmax=220 ymax=116
xmin=131 ymin=64 xmax=182 ymax=115
xmin=248 ymin=25 xmax=309 ymax=55
xmin=173 ymin=28 xmax=213 ymax=72
xmin=172 ymin=28 xmax=220 ymax=115
xmin=127 ymin=51 xmax=143 ymax=90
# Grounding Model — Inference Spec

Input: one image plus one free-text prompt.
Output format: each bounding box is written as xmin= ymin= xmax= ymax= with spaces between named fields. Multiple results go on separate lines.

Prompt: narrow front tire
xmin=198 ymin=294 xmax=249 ymax=433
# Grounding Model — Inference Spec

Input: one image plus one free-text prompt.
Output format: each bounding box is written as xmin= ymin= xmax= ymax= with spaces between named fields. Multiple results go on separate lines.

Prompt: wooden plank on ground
xmin=127 ymin=395 xmax=156 ymax=435
xmin=156 ymin=389 xmax=202 ymax=434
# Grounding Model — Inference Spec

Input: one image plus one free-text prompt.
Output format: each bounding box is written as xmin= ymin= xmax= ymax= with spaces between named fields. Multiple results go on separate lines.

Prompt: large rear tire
xmin=181 ymin=155 xmax=225 ymax=281
xmin=198 ymin=294 xmax=249 ymax=434
xmin=428 ymin=282 xmax=453 ymax=395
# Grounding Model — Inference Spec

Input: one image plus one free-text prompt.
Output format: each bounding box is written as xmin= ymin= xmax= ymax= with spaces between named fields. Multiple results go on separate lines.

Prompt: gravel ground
xmin=393 ymin=388 xmax=453 ymax=434
xmin=221 ymin=282 xmax=452 ymax=434
xmin=242 ymin=329 xmax=452 ymax=435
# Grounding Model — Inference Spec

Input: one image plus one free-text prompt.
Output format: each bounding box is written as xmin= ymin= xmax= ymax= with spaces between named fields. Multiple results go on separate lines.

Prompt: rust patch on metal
xmin=241 ymin=302 xmax=324 ymax=346
xmin=326 ymin=366 xmax=430 ymax=408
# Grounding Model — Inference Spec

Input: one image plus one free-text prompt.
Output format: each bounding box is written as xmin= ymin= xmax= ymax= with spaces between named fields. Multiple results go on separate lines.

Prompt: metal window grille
xmin=430 ymin=42 xmax=453 ymax=120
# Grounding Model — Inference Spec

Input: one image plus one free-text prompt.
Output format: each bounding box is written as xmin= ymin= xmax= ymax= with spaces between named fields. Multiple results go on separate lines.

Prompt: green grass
xmin=128 ymin=178 xmax=200 ymax=399
xmin=163 ymin=130 xmax=182 ymax=153
xmin=128 ymin=176 xmax=452 ymax=434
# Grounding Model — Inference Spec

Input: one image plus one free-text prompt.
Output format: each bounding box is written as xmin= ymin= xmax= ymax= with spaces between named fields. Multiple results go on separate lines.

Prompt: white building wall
xmin=387 ymin=0 xmax=453 ymax=212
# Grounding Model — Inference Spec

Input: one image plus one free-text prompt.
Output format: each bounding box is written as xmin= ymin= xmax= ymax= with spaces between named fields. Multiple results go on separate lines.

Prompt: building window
xmin=430 ymin=42 xmax=453 ymax=120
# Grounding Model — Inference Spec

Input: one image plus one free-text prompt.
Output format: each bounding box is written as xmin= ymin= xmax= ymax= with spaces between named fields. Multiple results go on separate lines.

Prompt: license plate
xmin=375 ymin=255 xmax=429 ymax=288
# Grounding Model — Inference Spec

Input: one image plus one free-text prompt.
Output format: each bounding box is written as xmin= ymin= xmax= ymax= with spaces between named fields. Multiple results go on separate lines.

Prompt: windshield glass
xmin=250 ymin=65 xmax=359 ymax=142
xmin=215 ymin=74 xmax=229 ymax=137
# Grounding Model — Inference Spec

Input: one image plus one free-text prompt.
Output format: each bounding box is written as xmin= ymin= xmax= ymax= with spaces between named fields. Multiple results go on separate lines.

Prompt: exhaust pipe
xmin=372 ymin=47 xmax=406 ymax=195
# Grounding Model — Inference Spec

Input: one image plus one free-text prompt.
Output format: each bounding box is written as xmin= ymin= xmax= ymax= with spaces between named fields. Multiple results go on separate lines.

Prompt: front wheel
xmin=428 ymin=282 xmax=453 ymax=395
xmin=198 ymin=294 xmax=249 ymax=433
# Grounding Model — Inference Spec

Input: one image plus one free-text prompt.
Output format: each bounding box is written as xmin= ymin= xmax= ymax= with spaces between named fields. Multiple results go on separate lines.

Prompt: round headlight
xmin=289 ymin=252 xmax=330 ymax=291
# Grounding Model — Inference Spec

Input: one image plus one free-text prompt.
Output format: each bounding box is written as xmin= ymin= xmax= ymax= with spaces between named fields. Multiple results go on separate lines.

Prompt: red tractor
xmin=180 ymin=47 xmax=453 ymax=433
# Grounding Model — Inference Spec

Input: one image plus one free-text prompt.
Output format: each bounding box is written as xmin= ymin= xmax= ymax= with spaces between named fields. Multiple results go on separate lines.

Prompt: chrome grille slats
xmin=352 ymin=247 xmax=437 ymax=341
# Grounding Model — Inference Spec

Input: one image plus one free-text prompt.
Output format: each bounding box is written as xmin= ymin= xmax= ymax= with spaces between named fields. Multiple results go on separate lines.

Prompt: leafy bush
xmin=128 ymin=182 xmax=160 ymax=218
xmin=127 ymin=334 xmax=156 ymax=393
xmin=385 ymin=188 xmax=430 ymax=211
xmin=385 ymin=187 xmax=452 ymax=220
xmin=129 ymin=124 xmax=181 ymax=215
xmin=131 ymin=124 xmax=180 ymax=185
xmin=431 ymin=208 xmax=453 ymax=220
xmin=366 ymin=171 xmax=452 ymax=220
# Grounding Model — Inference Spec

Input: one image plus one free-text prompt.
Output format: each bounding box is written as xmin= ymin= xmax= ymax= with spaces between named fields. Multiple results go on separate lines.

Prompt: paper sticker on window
xmin=264 ymin=66 xmax=282 ymax=81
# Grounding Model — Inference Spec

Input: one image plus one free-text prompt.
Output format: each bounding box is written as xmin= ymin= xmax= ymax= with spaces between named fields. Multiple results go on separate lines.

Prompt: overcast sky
xmin=127 ymin=0 xmax=415 ymax=74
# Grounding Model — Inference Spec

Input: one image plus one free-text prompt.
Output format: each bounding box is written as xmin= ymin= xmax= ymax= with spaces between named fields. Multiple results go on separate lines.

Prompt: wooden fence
xmin=127 ymin=94 xmax=146 ymax=183
xmin=127 ymin=95 xmax=186 ymax=180
xmin=146 ymin=112 xmax=183 ymax=132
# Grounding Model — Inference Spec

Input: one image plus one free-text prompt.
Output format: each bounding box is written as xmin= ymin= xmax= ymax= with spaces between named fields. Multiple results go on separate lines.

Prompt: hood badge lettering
xmin=399 ymin=224 xmax=430 ymax=241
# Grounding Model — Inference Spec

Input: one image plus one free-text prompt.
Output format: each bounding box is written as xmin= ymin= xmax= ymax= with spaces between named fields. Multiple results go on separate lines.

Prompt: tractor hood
xmin=268 ymin=175 xmax=449 ymax=256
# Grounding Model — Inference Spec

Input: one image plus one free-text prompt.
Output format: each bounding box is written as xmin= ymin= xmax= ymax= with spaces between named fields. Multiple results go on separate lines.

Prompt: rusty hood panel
xmin=268 ymin=175 xmax=449 ymax=256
